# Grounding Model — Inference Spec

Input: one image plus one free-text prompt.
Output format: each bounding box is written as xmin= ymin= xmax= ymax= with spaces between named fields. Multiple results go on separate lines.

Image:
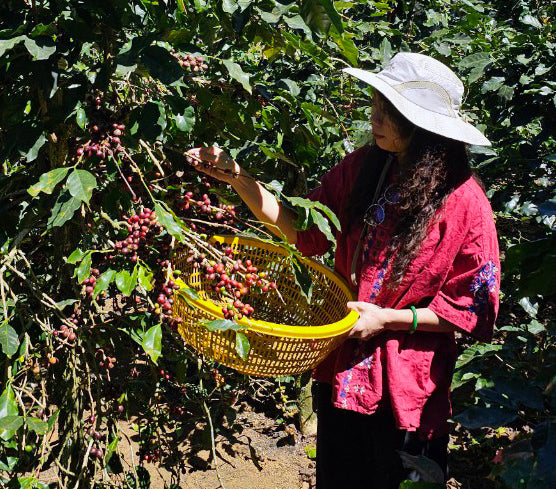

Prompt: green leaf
xmin=301 ymin=0 xmax=343 ymax=34
xmin=331 ymin=30 xmax=358 ymax=66
xmin=0 ymin=35 xmax=26 ymax=57
xmin=47 ymin=192 xmax=82 ymax=228
xmin=290 ymin=255 xmax=313 ymax=303
xmin=24 ymin=133 xmax=47 ymax=162
xmin=285 ymin=196 xmax=341 ymax=231
xmin=66 ymin=169 xmax=97 ymax=204
xmin=304 ymin=445 xmax=317 ymax=459
xmin=141 ymin=324 xmax=162 ymax=363
xmin=137 ymin=266 xmax=154 ymax=292
xmin=284 ymin=15 xmax=312 ymax=38
xmin=154 ymin=202 xmax=185 ymax=240
xmin=0 ymin=319 xmax=19 ymax=358
xmin=223 ymin=59 xmax=252 ymax=94
xmin=140 ymin=45 xmax=183 ymax=85
xmin=47 ymin=410 xmax=59 ymax=431
xmin=0 ymin=455 xmax=18 ymax=471
xmin=25 ymin=417 xmax=49 ymax=435
xmin=174 ymin=106 xmax=195 ymax=132
xmin=178 ymin=286 xmax=199 ymax=301
xmin=235 ymin=332 xmax=250 ymax=361
xmin=278 ymin=78 xmax=301 ymax=97
xmin=28 ymin=167 xmax=70 ymax=197
xmin=0 ymin=416 xmax=24 ymax=432
xmin=205 ymin=319 xmax=244 ymax=332
xmin=76 ymin=107 xmax=88 ymax=130
xmin=105 ymin=434 xmax=119 ymax=463
xmin=222 ymin=0 xmax=238 ymax=13
xmin=115 ymin=267 xmax=138 ymax=296
xmin=0 ymin=386 xmax=20 ymax=440
xmin=66 ymin=248 xmax=86 ymax=265
xmin=93 ymin=269 xmax=116 ymax=296
xmin=23 ymin=38 xmax=55 ymax=60
xmin=454 ymin=406 xmax=518 ymax=429
xmin=310 ymin=209 xmax=336 ymax=245
xmin=76 ymin=253 xmax=92 ymax=284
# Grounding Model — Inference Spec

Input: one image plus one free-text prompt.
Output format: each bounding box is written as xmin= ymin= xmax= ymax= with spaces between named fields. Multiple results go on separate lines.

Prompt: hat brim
xmin=343 ymin=68 xmax=491 ymax=146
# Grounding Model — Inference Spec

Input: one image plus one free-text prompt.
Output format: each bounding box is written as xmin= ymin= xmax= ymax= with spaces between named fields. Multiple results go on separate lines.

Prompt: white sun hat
xmin=343 ymin=52 xmax=491 ymax=146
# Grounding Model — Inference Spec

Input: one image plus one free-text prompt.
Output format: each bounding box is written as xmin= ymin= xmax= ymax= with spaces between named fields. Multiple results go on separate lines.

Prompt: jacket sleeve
xmin=428 ymin=205 xmax=501 ymax=342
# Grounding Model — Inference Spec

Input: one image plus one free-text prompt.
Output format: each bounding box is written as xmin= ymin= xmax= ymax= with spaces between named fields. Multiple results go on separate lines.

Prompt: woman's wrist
xmin=383 ymin=308 xmax=414 ymax=331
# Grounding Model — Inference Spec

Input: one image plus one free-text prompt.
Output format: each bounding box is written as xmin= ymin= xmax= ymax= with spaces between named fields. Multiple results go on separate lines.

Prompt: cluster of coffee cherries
xmin=186 ymin=248 xmax=277 ymax=321
xmin=169 ymin=49 xmax=208 ymax=72
xmin=114 ymin=208 xmax=162 ymax=263
xmin=82 ymin=268 xmax=101 ymax=298
xmin=141 ymin=444 xmax=162 ymax=463
xmin=85 ymin=417 xmax=105 ymax=462
xmin=153 ymin=279 xmax=182 ymax=329
xmin=52 ymin=323 xmax=77 ymax=343
xmin=182 ymin=191 xmax=237 ymax=226
xmin=76 ymin=123 xmax=126 ymax=161
xmin=95 ymin=348 xmax=117 ymax=371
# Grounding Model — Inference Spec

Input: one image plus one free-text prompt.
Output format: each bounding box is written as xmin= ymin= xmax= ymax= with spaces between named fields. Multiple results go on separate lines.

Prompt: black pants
xmin=315 ymin=382 xmax=448 ymax=489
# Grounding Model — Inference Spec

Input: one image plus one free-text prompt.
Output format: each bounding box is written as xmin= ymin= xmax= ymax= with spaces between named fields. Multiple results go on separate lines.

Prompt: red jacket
xmin=296 ymin=144 xmax=500 ymax=439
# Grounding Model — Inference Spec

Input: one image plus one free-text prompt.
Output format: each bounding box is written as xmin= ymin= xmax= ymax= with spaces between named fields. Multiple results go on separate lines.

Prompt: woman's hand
xmin=346 ymin=302 xmax=390 ymax=340
xmin=186 ymin=146 xmax=246 ymax=185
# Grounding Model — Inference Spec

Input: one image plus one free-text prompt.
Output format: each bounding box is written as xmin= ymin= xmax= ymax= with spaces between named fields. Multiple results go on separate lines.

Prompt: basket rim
xmin=174 ymin=234 xmax=358 ymax=339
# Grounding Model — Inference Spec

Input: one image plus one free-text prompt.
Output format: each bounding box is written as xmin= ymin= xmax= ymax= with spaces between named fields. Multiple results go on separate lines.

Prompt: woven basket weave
xmin=172 ymin=235 xmax=358 ymax=377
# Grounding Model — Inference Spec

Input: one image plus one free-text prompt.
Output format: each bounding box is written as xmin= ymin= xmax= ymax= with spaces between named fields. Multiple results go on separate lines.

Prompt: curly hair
xmin=346 ymin=94 xmax=474 ymax=289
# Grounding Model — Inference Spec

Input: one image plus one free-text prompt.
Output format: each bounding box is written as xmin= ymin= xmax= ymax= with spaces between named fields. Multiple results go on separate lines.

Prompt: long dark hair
xmin=346 ymin=94 xmax=473 ymax=288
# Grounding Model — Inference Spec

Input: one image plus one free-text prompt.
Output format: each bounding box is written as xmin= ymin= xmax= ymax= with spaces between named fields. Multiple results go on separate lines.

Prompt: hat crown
xmin=377 ymin=52 xmax=464 ymax=117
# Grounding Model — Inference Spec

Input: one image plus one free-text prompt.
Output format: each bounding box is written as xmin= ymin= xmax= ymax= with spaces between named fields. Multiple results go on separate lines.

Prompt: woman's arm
xmin=346 ymin=302 xmax=457 ymax=340
xmin=186 ymin=146 xmax=298 ymax=243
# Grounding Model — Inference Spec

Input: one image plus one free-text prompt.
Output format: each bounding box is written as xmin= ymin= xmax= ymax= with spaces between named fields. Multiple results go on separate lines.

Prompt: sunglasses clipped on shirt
xmin=363 ymin=184 xmax=401 ymax=228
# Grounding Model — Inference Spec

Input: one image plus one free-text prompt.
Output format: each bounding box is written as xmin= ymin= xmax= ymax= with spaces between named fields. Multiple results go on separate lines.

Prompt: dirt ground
xmin=116 ymin=406 xmax=316 ymax=489
xmin=33 ymin=402 xmax=493 ymax=489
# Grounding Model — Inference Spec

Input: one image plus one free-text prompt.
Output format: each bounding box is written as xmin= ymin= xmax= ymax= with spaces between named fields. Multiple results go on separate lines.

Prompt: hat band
xmin=392 ymin=81 xmax=457 ymax=118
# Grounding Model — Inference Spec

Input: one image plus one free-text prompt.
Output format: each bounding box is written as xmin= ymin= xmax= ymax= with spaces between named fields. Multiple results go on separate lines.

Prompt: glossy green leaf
xmin=76 ymin=107 xmax=88 ymax=130
xmin=66 ymin=169 xmax=97 ymax=204
xmin=93 ymin=269 xmax=116 ymax=296
xmin=154 ymin=202 xmax=184 ymax=240
xmin=0 ymin=416 xmax=24 ymax=432
xmin=0 ymin=319 xmax=19 ymax=358
xmin=223 ymin=59 xmax=252 ymax=94
xmin=25 ymin=417 xmax=49 ymax=435
xmin=235 ymin=332 xmax=250 ymax=361
xmin=24 ymin=133 xmax=47 ymax=162
xmin=137 ymin=266 xmax=154 ymax=291
xmin=0 ymin=386 xmax=20 ymax=441
xmin=205 ymin=319 xmax=244 ymax=332
xmin=76 ymin=253 xmax=92 ymax=284
xmin=290 ymin=255 xmax=313 ymax=303
xmin=115 ymin=267 xmax=138 ymax=296
xmin=66 ymin=248 xmax=86 ymax=265
xmin=47 ymin=192 xmax=82 ymax=228
xmin=28 ymin=167 xmax=70 ymax=197
xmin=174 ymin=106 xmax=195 ymax=132
xmin=141 ymin=324 xmax=162 ymax=363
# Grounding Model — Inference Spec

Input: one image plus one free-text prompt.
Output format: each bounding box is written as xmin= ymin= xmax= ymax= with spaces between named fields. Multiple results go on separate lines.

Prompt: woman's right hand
xmin=186 ymin=146 xmax=245 ymax=185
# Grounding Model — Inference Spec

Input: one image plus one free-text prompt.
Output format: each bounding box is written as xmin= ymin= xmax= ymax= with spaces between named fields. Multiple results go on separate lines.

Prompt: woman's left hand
xmin=346 ymin=302 xmax=390 ymax=340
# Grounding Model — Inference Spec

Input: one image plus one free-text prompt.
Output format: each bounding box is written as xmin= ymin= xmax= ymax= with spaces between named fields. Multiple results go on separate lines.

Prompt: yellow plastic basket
xmin=172 ymin=235 xmax=358 ymax=377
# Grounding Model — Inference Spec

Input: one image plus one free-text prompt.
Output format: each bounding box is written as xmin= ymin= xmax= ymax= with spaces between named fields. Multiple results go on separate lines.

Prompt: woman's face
xmin=370 ymin=94 xmax=412 ymax=154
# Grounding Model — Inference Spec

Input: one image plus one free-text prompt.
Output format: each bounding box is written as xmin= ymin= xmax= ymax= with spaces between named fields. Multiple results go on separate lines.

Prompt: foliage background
xmin=0 ymin=0 xmax=555 ymax=488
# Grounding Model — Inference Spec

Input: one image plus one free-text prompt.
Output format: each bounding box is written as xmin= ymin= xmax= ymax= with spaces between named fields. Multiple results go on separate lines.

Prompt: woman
xmin=187 ymin=52 xmax=500 ymax=488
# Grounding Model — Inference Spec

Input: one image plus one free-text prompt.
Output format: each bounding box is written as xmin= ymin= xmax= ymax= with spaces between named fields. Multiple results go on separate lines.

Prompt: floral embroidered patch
xmin=369 ymin=258 xmax=389 ymax=302
xmin=469 ymin=261 xmax=498 ymax=314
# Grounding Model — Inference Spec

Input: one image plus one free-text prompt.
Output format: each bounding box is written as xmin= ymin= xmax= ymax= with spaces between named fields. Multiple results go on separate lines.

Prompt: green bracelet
xmin=409 ymin=306 xmax=418 ymax=334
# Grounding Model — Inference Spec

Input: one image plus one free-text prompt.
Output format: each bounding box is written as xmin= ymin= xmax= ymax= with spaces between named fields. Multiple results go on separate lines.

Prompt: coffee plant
xmin=1 ymin=1 xmax=555 ymax=488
